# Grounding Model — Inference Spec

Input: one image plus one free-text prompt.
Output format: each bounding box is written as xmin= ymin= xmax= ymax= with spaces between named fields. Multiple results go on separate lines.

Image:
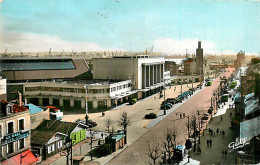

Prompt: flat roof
xmin=0 ymin=58 xmax=75 ymax=71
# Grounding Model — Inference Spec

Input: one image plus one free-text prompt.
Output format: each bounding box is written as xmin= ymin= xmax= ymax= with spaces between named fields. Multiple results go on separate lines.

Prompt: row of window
xmin=110 ymin=83 xmax=131 ymax=92
xmin=2 ymin=118 xmax=25 ymax=136
xmin=6 ymin=139 xmax=25 ymax=154
xmin=25 ymin=86 xmax=85 ymax=93
xmin=24 ymin=83 xmax=132 ymax=95
xmin=48 ymin=141 xmax=62 ymax=154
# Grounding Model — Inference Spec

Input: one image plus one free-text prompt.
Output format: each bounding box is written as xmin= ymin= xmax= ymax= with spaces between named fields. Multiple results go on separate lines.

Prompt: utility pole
xmin=84 ymin=84 xmax=89 ymax=125
xmin=164 ymin=78 xmax=166 ymax=115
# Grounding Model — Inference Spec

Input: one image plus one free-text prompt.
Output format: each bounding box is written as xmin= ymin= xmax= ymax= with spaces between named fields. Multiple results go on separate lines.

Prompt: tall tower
xmin=196 ymin=41 xmax=203 ymax=78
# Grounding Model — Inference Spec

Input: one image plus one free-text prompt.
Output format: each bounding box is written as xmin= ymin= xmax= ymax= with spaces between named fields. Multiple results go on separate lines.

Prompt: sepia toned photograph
xmin=0 ymin=0 xmax=259 ymax=164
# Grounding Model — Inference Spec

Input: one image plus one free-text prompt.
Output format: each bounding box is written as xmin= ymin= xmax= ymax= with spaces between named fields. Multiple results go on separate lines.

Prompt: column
xmin=81 ymin=99 xmax=85 ymax=109
xmin=107 ymin=100 xmax=111 ymax=108
xmin=93 ymin=100 xmax=98 ymax=109
xmin=159 ymin=64 xmax=161 ymax=82
xmin=59 ymin=98 xmax=63 ymax=107
xmin=155 ymin=65 xmax=158 ymax=84
xmin=152 ymin=65 xmax=155 ymax=85
xmin=70 ymin=99 xmax=74 ymax=108
xmin=148 ymin=65 xmax=150 ymax=87
xmin=161 ymin=64 xmax=164 ymax=80
xmin=144 ymin=65 xmax=146 ymax=88
xmin=49 ymin=98 xmax=53 ymax=105
xmin=38 ymin=98 xmax=43 ymax=106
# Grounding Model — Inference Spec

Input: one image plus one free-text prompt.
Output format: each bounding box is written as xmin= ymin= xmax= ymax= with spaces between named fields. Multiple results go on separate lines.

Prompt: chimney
xmin=18 ymin=92 xmax=23 ymax=106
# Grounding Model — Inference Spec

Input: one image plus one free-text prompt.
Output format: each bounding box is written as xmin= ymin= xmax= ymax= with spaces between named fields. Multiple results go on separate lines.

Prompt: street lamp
xmin=83 ymin=84 xmax=89 ymax=125
xmin=161 ymin=78 xmax=166 ymax=115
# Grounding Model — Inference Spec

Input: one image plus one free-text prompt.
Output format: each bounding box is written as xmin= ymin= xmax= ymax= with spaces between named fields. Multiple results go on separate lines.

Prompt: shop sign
xmin=1 ymin=130 xmax=29 ymax=146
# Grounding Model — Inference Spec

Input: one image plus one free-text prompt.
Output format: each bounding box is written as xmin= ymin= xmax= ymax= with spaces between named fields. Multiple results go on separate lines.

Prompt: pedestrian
xmin=213 ymin=131 xmax=215 ymax=136
xmin=210 ymin=139 xmax=212 ymax=147
xmin=224 ymin=149 xmax=227 ymax=155
xmin=197 ymin=146 xmax=201 ymax=154
xmin=203 ymin=130 xmax=204 ymax=136
xmin=222 ymin=130 xmax=225 ymax=137
xmin=101 ymin=133 xmax=104 ymax=138
xmin=207 ymin=139 xmax=209 ymax=147
xmin=208 ymin=128 xmax=211 ymax=134
xmin=216 ymin=128 xmax=219 ymax=135
xmin=230 ymin=112 xmax=232 ymax=118
xmin=210 ymin=130 xmax=213 ymax=136
xmin=221 ymin=116 xmax=223 ymax=121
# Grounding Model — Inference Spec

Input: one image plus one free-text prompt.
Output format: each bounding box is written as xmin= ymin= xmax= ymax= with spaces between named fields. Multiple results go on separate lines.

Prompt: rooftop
xmin=0 ymin=58 xmax=75 ymax=71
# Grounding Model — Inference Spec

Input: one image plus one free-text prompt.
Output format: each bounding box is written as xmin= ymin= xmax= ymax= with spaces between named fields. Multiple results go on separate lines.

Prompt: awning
xmin=2 ymin=149 xmax=38 ymax=165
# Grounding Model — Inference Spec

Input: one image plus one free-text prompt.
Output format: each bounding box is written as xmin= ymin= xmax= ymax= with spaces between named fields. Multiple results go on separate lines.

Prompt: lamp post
xmin=163 ymin=78 xmax=166 ymax=115
xmin=84 ymin=84 xmax=89 ymax=125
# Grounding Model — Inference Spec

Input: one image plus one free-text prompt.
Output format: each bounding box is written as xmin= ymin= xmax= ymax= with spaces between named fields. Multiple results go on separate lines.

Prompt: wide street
xmin=108 ymin=68 xmax=235 ymax=165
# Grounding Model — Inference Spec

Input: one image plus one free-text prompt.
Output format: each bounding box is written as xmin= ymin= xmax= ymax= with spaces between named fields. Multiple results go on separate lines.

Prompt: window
xmin=93 ymin=89 xmax=97 ymax=93
xmin=48 ymin=144 xmax=55 ymax=154
xmin=6 ymin=104 xmax=13 ymax=114
xmin=18 ymin=119 xmax=25 ymax=131
xmin=7 ymin=121 xmax=14 ymax=134
xmin=18 ymin=138 xmax=25 ymax=150
xmin=7 ymin=142 xmax=14 ymax=154
xmin=57 ymin=141 xmax=62 ymax=149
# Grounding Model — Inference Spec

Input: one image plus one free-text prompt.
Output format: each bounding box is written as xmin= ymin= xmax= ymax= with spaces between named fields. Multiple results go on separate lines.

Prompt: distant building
xmin=184 ymin=58 xmax=196 ymax=75
xmin=0 ymin=100 xmax=38 ymax=164
xmin=209 ymin=64 xmax=234 ymax=70
xmin=196 ymin=41 xmax=204 ymax=77
xmin=234 ymin=51 xmax=246 ymax=69
xmin=165 ymin=61 xmax=177 ymax=76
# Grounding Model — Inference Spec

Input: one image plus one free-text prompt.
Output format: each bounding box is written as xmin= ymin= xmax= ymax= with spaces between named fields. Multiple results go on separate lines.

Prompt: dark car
xmin=160 ymin=103 xmax=172 ymax=110
xmin=144 ymin=113 xmax=157 ymax=119
xmin=166 ymin=98 xmax=176 ymax=104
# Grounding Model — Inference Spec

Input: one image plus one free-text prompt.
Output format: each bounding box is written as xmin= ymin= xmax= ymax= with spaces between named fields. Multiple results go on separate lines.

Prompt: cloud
xmin=0 ymin=31 xmax=125 ymax=53
xmin=153 ymin=38 xmax=217 ymax=55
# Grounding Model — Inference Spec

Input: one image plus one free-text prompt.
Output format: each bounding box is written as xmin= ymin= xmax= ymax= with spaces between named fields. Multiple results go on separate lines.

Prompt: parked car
xmin=129 ymin=98 xmax=137 ymax=105
xmin=144 ymin=113 xmax=157 ymax=119
xmin=160 ymin=103 xmax=172 ymax=110
xmin=166 ymin=98 xmax=176 ymax=104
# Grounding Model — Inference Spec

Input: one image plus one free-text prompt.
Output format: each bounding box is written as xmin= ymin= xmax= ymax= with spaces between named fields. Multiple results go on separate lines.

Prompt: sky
xmin=0 ymin=0 xmax=259 ymax=55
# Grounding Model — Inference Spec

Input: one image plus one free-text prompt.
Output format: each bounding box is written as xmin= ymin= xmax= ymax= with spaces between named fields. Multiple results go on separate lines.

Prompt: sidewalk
xmin=188 ymin=102 xmax=237 ymax=164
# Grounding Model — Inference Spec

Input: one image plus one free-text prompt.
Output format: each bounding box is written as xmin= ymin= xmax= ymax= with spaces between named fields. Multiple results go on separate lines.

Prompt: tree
xmin=105 ymin=117 xmax=112 ymax=133
xmin=162 ymin=128 xmax=178 ymax=164
xmin=145 ymin=140 xmax=162 ymax=165
xmin=118 ymin=112 xmax=130 ymax=144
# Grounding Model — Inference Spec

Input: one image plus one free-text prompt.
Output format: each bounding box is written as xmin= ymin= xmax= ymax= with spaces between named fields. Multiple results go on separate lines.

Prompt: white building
xmin=23 ymin=80 xmax=133 ymax=110
xmin=93 ymin=56 xmax=170 ymax=89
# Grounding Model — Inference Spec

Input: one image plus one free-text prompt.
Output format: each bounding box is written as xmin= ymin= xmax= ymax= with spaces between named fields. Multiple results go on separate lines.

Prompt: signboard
xmin=1 ymin=130 xmax=29 ymax=146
